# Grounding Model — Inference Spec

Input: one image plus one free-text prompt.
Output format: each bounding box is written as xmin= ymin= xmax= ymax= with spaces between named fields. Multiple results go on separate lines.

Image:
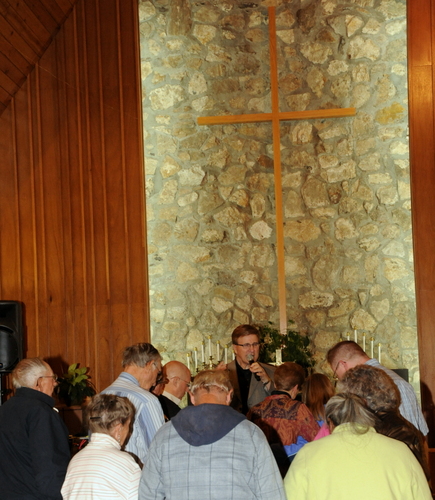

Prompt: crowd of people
xmin=0 ymin=325 xmax=432 ymax=499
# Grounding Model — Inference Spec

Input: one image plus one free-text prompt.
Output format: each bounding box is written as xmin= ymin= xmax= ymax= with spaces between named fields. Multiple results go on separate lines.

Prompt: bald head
xmin=163 ymin=361 xmax=191 ymax=400
xmin=327 ymin=341 xmax=370 ymax=380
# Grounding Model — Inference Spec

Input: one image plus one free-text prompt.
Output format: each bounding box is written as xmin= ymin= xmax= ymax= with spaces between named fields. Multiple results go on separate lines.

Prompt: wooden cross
xmin=198 ymin=6 xmax=356 ymax=334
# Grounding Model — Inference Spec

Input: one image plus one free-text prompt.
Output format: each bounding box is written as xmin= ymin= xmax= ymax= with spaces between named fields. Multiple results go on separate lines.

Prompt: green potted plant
xmin=57 ymin=363 xmax=96 ymax=407
xmin=257 ymin=321 xmax=314 ymax=370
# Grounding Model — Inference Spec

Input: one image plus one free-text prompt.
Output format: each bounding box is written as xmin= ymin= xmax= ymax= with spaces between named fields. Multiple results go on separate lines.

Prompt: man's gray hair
xmin=122 ymin=343 xmax=160 ymax=368
xmin=12 ymin=358 xmax=48 ymax=389
xmin=190 ymin=369 xmax=233 ymax=395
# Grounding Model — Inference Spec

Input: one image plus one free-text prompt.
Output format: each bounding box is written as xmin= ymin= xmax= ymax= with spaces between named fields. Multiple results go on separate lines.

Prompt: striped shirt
xmin=61 ymin=433 xmax=141 ymax=499
xmin=101 ymin=372 xmax=165 ymax=462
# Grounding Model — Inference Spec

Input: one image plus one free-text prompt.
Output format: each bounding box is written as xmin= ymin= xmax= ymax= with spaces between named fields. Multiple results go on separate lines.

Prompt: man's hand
xmin=215 ymin=361 xmax=227 ymax=370
xmin=249 ymin=362 xmax=271 ymax=387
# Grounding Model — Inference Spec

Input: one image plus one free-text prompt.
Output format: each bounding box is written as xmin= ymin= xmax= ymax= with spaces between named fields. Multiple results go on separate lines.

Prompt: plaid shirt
xmin=139 ymin=412 xmax=286 ymax=500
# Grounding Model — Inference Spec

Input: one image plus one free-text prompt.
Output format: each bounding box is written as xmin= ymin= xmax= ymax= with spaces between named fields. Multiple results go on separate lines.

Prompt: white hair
xmin=12 ymin=358 xmax=48 ymax=389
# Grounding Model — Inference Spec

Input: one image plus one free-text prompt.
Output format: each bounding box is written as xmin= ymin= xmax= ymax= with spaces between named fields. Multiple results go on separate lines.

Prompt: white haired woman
xmin=284 ymin=393 xmax=431 ymax=500
xmin=62 ymin=393 xmax=141 ymax=500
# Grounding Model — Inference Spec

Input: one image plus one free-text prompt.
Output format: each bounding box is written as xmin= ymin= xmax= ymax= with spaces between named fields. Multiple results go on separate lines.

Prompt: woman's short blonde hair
xmin=86 ymin=394 xmax=135 ymax=434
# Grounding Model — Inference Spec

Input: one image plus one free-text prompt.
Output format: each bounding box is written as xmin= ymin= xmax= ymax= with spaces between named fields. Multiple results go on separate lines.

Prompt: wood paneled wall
xmin=408 ymin=0 xmax=435 ymax=444
xmin=0 ymin=0 xmax=149 ymax=392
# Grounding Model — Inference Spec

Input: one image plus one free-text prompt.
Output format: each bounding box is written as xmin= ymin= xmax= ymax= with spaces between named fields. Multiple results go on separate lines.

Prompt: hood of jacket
xmin=171 ymin=403 xmax=246 ymax=446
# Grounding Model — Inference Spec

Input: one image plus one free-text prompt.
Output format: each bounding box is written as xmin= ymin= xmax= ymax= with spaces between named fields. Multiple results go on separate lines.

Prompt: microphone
xmin=247 ymin=354 xmax=261 ymax=381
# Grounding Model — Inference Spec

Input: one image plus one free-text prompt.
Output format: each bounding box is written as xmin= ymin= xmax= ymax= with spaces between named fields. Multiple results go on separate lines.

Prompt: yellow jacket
xmin=284 ymin=423 xmax=431 ymax=500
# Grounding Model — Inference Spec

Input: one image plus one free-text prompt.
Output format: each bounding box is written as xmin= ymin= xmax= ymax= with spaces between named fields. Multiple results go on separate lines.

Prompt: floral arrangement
xmin=257 ymin=321 xmax=314 ymax=369
xmin=57 ymin=363 xmax=96 ymax=406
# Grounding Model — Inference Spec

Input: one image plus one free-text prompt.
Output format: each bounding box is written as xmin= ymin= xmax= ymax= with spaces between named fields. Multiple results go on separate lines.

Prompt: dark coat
xmin=158 ymin=393 xmax=181 ymax=420
xmin=0 ymin=387 xmax=70 ymax=499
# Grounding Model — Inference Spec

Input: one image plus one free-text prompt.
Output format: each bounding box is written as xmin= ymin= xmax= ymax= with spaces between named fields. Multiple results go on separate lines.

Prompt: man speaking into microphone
xmin=223 ymin=324 xmax=276 ymax=414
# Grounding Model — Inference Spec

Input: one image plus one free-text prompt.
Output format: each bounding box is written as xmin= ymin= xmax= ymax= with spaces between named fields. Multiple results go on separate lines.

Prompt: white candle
xmin=201 ymin=341 xmax=205 ymax=363
xmin=216 ymin=341 xmax=220 ymax=361
xmin=194 ymin=347 xmax=198 ymax=372
xmin=187 ymin=353 xmax=191 ymax=370
xmin=276 ymin=348 xmax=282 ymax=365
xmin=354 ymin=329 xmax=357 ymax=343
xmin=346 ymin=332 xmax=350 ymax=341
xmin=370 ymin=337 xmax=374 ymax=358
xmin=224 ymin=345 xmax=228 ymax=365
xmin=208 ymin=336 xmax=212 ymax=358
xmin=378 ymin=343 xmax=382 ymax=363
xmin=363 ymin=333 xmax=366 ymax=352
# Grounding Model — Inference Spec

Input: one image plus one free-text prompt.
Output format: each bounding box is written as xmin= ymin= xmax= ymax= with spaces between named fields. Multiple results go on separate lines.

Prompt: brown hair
xmin=122 ymin=343 xmax=160 ymax=368
xmin=274 ymin=362 xmax=305 ymax=392
xmin=302 ymin=373 xmax=335 ymax=421
xmin=231 ymin=325 xmax=260 ymax=345
xmin=337 ymin=364 xmax=400 ymax=412
xmin=326 ymin=341 xmax=367 ymax=366
xmin=86 ymin=394 xmax=135 ymax=434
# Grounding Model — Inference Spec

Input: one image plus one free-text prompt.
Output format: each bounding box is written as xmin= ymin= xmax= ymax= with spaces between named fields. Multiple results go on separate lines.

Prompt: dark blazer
xmin=227 ymin=360 xmax=276 ymax=414
xmin=158 ymin=394 xmax=181 ymax=421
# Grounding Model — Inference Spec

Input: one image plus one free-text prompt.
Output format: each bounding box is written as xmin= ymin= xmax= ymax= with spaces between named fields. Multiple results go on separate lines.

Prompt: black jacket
xmin=0 ymin=387 xmax=70 ymax=499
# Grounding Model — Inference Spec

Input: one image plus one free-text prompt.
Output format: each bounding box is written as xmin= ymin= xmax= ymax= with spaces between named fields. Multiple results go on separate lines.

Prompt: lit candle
xmin=354 ymin=329 xmax=357 ymax=343
xmin=194 ymin=347 xmax=198 ymax=372
xmin=224 ymin=344 xmax=228 ymax=365
xmin=208 ymin=335 xmax=212 ymax=358
xmin=187 ymin=352 xmax=191 ymax=370
xmin=370 ymin=337 xmax=374 ymax=358
xmin=346 ymin=332 xmax=350 ymax=341
xmin=378 ymin=343 xmax=382 ymax=363
xmin=201 ymin=341 xmax=205 ymax=363
xmin=276 ymin=348 xmax=282 ymax=365
xmin=216 ymin=341 xmax=220 ymax=361
xmin=363 ymin=333 xmax=366 ymax=352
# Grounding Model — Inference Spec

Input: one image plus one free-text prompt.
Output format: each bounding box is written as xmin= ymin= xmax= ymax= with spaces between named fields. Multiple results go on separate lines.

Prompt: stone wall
xmin=139 ymin=0 xmax=419 ymax=387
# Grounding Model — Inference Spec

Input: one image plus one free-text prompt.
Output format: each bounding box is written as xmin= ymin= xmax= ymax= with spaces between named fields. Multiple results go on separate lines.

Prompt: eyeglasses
xmin=332 ymin=361 xmax=341 ymax=387
xmin=39 ymin=375 xmax=58 ymax=382
xmin=234 ymin=342 xmax=261 ymax=349
xmin=169 ymin=376 xmax=190 ymax=387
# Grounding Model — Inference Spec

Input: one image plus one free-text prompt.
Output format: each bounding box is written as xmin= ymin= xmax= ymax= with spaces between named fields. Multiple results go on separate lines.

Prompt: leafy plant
xmin=57 ymin=363 xmax=96 ymax=406
xmin=257 ymin=321 xmax=314 ymax=369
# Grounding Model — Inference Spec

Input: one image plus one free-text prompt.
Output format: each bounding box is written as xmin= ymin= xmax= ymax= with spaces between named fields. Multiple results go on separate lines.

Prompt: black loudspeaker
xmin=0 ymin=301 xmax=23 ymax=373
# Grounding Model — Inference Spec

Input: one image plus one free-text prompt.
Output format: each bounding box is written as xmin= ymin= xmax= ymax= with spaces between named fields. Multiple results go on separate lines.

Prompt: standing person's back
xmin=0 ymin=358 xmax=70 ymax=500
xmin=139 ymin=370 xmax=286 ymax=500
xmin=101 ymin=343 xmax=165 ymax=464
xmin=284 ymin=393 xmax=431 ymax=500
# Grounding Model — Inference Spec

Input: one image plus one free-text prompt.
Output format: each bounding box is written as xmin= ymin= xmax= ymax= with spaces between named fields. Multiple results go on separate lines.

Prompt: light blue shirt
xmin=102 ymin=372 xmax=165 ymax=463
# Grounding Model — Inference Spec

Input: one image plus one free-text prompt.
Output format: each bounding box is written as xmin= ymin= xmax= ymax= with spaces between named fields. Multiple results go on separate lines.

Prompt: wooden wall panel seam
xmin=72 ymin=6 xmax=90 ymax=359
xmin=11 ymin=99 xmax=22 ymax=298
xmin=80 ymin=0 xmax=97 ymax=370
xmin=116 ymin=0 xmax=133 ymax=341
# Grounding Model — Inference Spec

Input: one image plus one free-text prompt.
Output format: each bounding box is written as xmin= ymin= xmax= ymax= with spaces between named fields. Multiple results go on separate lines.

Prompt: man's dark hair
xmin=232 ymin=324 xmax=260 ymax=345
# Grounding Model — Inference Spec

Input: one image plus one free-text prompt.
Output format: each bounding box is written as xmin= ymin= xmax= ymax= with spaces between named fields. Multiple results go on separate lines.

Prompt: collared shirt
xmin=62 ymin=433 xmax=141 ymax=499
xmin=101 ymin=372 xmax=164 ymax=463
xmin=365 ymin=358 xmax=429 ymax=435
xmin=162 ymin=390 xmax=180 ymax=406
